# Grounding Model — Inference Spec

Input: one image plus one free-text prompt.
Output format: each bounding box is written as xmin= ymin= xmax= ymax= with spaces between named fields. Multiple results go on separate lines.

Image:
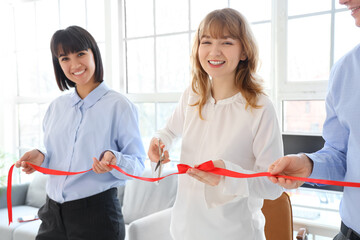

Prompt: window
xmin=279 ymin=0 xmax=360 ymax=135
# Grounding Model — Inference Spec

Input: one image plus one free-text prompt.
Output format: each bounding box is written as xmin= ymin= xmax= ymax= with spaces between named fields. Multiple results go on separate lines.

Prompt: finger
xmin=16 ymin=154 xmax=29 ymax=168
xmin=22 ymin=166 xmax=34 ymax=174
xmin=187 ymin=169 xmax=217 ymax=186
xmin=269 ymin=158 xmax=288 ymax=175
xmin=19 ymin=152 xmax=30 ymax=162
xmin=187 ymin=169 xmax=204 ymax=182
xmin=93 ymin=164 xmax=103 ymax=174
xmin=92 ymin=158 xmax=103 ymax=173
xmin=15 ymin=160 xmax=22 ymax=168
xmin=267 ymin=176 xmax=278 ymax=184
xmin=93 ymin=162 xmax=106 ymax=174
xmin=277 ymin=177 xmax=303 ymax=189
xmin=21 ymin=161 xmax=30 ymax=169
xmin=95 ymin=157 xmax=112 ymax=172
xmin=100 ymin=162 xmax=112 ymax=172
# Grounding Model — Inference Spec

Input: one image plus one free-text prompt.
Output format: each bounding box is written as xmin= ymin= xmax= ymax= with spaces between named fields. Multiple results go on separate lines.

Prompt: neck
xmin=76 ymin=81 xmax=101 ymax=99
xmin=211 ymin=76 xmax=239 ymax=102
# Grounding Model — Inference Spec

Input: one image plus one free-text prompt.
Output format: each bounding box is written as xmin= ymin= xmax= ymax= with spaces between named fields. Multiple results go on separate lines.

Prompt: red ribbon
xmin=7 ymin=161 xmax=360 ymax=225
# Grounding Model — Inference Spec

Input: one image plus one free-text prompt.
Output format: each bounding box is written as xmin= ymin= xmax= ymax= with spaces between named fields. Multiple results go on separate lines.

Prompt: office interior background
xmin=1 ymin=0 xmax=360 ymax=239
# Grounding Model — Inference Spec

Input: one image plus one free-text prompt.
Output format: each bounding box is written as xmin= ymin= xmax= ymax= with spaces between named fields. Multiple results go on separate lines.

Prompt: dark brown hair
xmin=50 ymin=25 xmax=104 ymax=91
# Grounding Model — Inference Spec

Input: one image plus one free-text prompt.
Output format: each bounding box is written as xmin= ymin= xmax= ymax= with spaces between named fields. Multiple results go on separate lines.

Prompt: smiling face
xmin=57 ymin=48 xmax=96 ymax=89
xmin=198 ymin=31 xmax=246 ymax=82
xmin=340 ymin=0 xmax=360 ymax=26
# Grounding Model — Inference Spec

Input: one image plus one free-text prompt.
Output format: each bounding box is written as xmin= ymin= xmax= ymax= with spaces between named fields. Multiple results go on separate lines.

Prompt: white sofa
xmin=0 ymin=168 xmax=178 ymax=240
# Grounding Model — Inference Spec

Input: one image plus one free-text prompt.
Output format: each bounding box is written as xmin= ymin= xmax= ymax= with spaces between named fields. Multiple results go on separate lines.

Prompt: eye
xmin=200 ymin=41 xmax=211 ymax=45
xmin=78 ymin=52 xmax=86 ymax=57
xmin=223 ymin=41 xmax=233 ymax=45
xmin=59 ymin=57 xmax=69 ymax=62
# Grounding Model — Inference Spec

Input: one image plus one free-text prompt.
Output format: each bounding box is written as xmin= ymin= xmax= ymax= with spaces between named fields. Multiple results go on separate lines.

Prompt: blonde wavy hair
xmin=191 ymin=8 xmax=264 ymax=119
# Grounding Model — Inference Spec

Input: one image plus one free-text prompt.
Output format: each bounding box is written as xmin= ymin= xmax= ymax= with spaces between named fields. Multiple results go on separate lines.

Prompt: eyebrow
xmin=58 ymin=49 xmax=88 ymax=58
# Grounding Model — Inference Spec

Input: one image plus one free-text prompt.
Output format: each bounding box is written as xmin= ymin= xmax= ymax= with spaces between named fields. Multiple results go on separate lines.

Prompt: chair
xmin=262 ymin=192 xmax=307 ymax=240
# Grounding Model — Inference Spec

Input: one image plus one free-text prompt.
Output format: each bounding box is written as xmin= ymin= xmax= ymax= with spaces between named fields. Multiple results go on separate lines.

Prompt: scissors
xmin=155 ymin=139 xmax=165 ymax=178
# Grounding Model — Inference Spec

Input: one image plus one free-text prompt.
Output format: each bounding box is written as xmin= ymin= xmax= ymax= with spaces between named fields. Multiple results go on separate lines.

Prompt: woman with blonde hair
xmin=148 ymin=8 xmax=283 ymax=239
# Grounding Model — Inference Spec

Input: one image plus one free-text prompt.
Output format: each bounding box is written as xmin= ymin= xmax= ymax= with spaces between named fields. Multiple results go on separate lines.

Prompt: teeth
xmin=74 ymin=70 xmax=85 ymax=75
xmin=209 ymin=60 xmax=225 ymax=65
xmin=351 ymin=6 xmax=360 ymax=11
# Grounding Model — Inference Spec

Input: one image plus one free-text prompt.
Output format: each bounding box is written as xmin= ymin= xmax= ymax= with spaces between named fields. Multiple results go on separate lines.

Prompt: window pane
xmin=18 ymin=51 xmax=39 ymax=97
xmin=157 ymin=103 xmax=177 ymax=129
xmin=155 ymin=0 xmax=188 ymax=34
xmin=87 ymin=0 xmax=105 ymax=42
xmin=127 ymin=38 xmax=155 ymax=93
xmin=0 ymin=2 xmax=15 ymax=53
xmin=157 ymin=103 xmax=181 ymax=160
xmin=0 ymin=54 xmax=17 ymax=96
xmin=156 ymin=34 xmax=189 ymax=93
xmin=190 ymin=0 xmax=228 ymax=30
xmin=18 ymin=103 xmax=43 ymax=149
xmin=252 ymin=23 xmax=271 ymax=88
xmin=125 ymin=0 xmax=154 ymax=38
xmin=135 ymin=103 xmax=155 ymax=154
xmin=288 ymin=0 xmax=331 ymax=16
xmin=36 ymin=0 xmax=59 ymax=50
xmin=60 ymin=0 xmax=86 ymax=29
xmin=288 ymin=15 xmax=331 ymax=82
xmin=14 ymin=2 xmax=36 ymax=52
xmin=37 ymin=50 xmax=60 ymax=97
xmin=283 ymin=100 xmax=326 ymax=134
xmin=230 ymin=0 xmax=271 ymax=22
xmin=334 ymin=11 xmax=360 ymax=62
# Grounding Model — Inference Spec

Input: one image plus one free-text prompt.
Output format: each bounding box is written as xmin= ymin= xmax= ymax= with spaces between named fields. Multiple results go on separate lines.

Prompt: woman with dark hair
xmin=15 ymin=25 xmax=145 ymax=240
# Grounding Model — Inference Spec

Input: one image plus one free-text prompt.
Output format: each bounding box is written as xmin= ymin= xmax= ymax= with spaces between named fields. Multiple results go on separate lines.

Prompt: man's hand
xmin=268 ymin=154 xmax=314 ymax=189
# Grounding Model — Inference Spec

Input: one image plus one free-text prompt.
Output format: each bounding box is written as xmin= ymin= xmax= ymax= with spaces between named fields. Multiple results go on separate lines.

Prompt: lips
xmin=73 ymin=69 xmax=85 ymax=76
xmin=350 ymin=6 xmax=360 ymax=15
xmin=208 ymin=60 xmax=225 ymax=68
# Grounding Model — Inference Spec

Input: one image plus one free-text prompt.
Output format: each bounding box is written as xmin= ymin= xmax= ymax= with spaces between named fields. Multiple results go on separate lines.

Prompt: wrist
xmin=299 ymin=153 xmax=314 ymax=177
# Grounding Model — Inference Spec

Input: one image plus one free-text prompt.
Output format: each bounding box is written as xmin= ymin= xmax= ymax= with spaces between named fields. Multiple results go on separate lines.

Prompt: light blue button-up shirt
xmin=41 ymin=82 xmax=145 ymax=203
xmin=307 ymin=43 xmax=360 ymax=233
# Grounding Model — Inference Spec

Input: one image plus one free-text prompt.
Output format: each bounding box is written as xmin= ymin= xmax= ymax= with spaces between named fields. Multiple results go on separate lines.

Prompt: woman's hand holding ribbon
xmin=92 ymin=151 xmax=117 ymax=174
xmin=15 ymin=149 xmax=44 ymax=174
xmin=187 ymin=160 xmax=225 ymax=186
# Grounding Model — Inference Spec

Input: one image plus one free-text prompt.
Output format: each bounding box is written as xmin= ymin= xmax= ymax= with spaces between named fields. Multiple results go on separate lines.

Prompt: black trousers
xmin=333 ymin=222 xmax=360 ymax=240
xmin=36 ymin=188 xmax=125 ymax=240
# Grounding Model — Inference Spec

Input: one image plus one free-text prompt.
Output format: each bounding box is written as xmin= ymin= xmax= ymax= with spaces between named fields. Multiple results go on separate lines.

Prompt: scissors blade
xmin=155 ymin=139 xmax=163 ymax=172
xmin=157 ymin=161 xmax=162 ymax=179
xmin=155 ymin=159 xmax=161 ymax=172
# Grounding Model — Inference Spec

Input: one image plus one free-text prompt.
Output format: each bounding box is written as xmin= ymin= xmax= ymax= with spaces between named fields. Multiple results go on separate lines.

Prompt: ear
xmin=240 ymin=51 xmax=247 ymax=61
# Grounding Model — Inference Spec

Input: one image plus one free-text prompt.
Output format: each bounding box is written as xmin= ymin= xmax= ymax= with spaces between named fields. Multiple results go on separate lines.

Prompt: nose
xmin=71 ymin=60 xmax=82 ymax=69
xmin=209 ymin=43 xmax=222 ymax=57
xmin=339 ymin=0 xmax=349 ymax=5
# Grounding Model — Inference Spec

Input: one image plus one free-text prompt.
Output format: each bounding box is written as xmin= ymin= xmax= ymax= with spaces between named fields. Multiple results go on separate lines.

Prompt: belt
xmin=341 ymin=222 xmax=360 ymax=240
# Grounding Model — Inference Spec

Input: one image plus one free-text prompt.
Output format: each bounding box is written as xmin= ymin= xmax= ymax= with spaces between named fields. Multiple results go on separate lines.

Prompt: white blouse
xmin=156 ymin=87 xmax=283 ymax=240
